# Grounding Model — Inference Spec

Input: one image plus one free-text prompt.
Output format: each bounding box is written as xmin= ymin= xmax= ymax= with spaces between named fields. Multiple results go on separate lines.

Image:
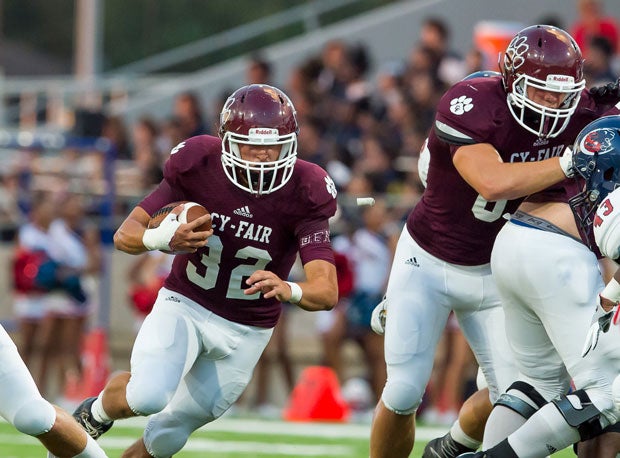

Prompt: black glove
xmin=589 ymin=78 xmax=620 ymax=104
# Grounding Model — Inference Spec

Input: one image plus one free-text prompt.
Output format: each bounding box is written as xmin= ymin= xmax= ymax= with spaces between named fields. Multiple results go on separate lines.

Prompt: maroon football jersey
xmin=138 ymin=135 xmax=337 ymax=327
xmin=409 ymin=76 xmax=619 ymax=265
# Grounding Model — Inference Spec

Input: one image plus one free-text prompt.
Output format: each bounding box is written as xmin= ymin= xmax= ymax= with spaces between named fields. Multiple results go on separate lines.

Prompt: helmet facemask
xmin=506 ymin=72 xmax=584 ymax=138
xmin=221 ymin=127 xmax=297 ymax=195
xmin=501 ymin=25 xmax=585 ymax=139
xmin=219 ymin=84 xmax=299 ymax=196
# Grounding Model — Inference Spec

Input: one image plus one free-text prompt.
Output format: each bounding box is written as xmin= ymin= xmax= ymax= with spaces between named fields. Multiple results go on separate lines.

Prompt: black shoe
xmin=72 ymin=396 xmax=113 ymax=439
xmin=422 ymin=432 xmax=477 ymax=458
xmin=456 ymin=453 xmax=485 ymax=458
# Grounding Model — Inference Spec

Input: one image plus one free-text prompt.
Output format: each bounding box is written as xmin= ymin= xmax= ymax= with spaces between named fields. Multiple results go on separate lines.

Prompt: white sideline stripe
xmin=0 ymin=434 xmax=352 ymax=456
xmin=98 ymin=437 xmax=353 ymax=455
xmin=108 ymin=417 xmax=448 ymax=440
xmin=0 ymin=414 xmax=448 ymax=439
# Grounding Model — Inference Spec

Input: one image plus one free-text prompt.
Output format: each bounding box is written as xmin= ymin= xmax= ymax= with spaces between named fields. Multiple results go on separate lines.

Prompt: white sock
xmin=74 ymin=434 xmax=109 ymax=458
xmin=508 ymin=403 xmax=580 ymax=457
xmin=450 ymin=420 xmax=482 ymax=450
xmin=482 ymin=405 xmax=528 ymax=449
xmin=91 ymin=394 xmax=113 ymax=424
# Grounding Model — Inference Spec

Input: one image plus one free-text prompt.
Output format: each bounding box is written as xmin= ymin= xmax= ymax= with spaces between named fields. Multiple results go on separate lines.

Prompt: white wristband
xmin=285 ymin=281 xmax=302 ymax=304
xmin=601 ymin=277 xmax=620 ymax=303
xmin=142 ymin=214 xmax=181 ymax=251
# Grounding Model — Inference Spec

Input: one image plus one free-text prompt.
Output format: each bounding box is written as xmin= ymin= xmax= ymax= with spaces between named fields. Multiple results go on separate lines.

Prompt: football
xmin=148 ymin=201 xmax=212 ymax=233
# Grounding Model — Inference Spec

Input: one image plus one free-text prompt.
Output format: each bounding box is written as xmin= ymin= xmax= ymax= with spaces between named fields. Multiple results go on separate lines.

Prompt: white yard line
xmin=106 ymin=416 xmax=448 ymax=440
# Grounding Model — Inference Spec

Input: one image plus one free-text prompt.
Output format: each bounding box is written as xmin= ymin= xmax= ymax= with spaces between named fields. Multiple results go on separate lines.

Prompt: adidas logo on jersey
xmin=405 ymin=257 xmax=419 ymax=267
xmin=233 ymin=206 xmax=253 ymax=218
xmin=533 ymin=137 xmax=549 ymax=147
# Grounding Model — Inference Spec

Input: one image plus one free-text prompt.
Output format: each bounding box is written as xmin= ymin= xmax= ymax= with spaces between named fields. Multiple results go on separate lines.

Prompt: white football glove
xmin=142 ymin=212 xmax=182 ymax=251
xmin=559 ymin=146 xmax=574 ymax=178
xmin=582 ymin=297 xmax=617 ymax=357
xmin=370 ymin=296 xmax=388 ymax=335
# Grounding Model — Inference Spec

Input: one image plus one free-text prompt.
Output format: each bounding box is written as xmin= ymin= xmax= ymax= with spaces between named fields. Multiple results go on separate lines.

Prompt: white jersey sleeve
xmin=594 ymin=187 xmax=620 ymax=259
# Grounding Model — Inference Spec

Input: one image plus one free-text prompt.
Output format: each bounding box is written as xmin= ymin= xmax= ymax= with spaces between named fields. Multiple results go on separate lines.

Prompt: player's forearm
xmin=113 ymin=219 xmax=150 ymax=255
xmin=293 ymin=279 xmax=338 ymax=312
xmin=475 ymin=158 xmax=566 ymax=201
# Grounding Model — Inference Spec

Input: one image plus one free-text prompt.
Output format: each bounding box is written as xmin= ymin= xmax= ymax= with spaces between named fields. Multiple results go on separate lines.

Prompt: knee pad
xmin=12 ymin=398 xmax=56 ymax=436
xmin=552 ymin=389 xmax=603 ymax=441
xmin=144 ymin=414 xmax=192 ymax=457
xmin=126 ymin=382 xmax=172 ymax=416
xmin=495 ymin=381 xmax=547 ymax=420
xmin=381 ymin=380 xmax=424 ymax=415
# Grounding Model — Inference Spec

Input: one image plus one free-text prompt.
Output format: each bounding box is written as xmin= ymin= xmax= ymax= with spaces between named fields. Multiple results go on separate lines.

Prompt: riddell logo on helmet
xmin=547 ymin=75 xmax=574 ymax=83
xmin=250 ymin=128 xmax=278 ymax=135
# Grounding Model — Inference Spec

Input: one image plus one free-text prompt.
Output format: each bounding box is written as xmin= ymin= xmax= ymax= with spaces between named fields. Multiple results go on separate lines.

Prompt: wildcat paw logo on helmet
xmin=500 ymin=25 xmax=585 ymax=138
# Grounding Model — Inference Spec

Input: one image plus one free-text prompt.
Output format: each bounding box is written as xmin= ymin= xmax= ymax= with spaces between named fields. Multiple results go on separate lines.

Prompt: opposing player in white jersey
xmin=458 ymin=115 xmax=620 ymax=458
xmin=368 ymin=25 xmax=620 ymax=458
xmin=0 ymin=323 xmax=110 ymax=458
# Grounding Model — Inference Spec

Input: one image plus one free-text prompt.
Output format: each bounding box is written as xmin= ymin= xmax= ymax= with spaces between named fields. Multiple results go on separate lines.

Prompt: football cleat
xmin=72 ymin=396 xmax=113 ymax=439
xmin=456 ymin=454 xmax=485 ymax=458
xmin=423 ymin=432 xmax=477 ymax=458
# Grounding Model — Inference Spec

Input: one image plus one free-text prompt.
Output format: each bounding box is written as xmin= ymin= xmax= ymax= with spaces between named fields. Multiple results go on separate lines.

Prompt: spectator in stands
xmin=584 ymin=35 xmax=619 ymax=87
xmin=127 ymin=251 xmax=173 ymax=333
xmin=353 ymin=135 xmax=400 ymax=194
xmin=37 ymin=192 xmax=101 ymax=400
xmin=318 ymin=228 xmax=355 ymax=385
xmin=131 ymin=117 xmax=164 ymax=190
xmin=343 ymin=197 xmax=396 ymax=402
xmin=173 ymin=91 xmax=208 ymax=138
xmin=418 ymin=17 xmax=466 ymax=85
xmin=157 ymin=117 xmax=185 ymax=157
xmin=246 ymin=53 xmax=273 ymax=85
xmin=101 ymin=115 xmax=131 ymax=160
xmin=317 ymin=39 xmax=350 ymax=99
xmin=12 ymin=191 xmax=57 ymax=377
xmin=571 ymin=0 xmax=619 ymax=58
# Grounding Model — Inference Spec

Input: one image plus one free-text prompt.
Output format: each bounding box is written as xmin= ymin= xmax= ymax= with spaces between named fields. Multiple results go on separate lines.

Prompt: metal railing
xmin=0 ymin=0 xmax=364 ymax=131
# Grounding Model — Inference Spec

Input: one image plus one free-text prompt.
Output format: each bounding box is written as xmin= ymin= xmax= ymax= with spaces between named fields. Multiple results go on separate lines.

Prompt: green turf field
xmin=0 ymin=417 xmax=576 ymax=457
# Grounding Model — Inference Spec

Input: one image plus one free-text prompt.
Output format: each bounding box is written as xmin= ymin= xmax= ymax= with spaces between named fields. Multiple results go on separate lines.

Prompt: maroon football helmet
xmin=219 ymin=84 xmax=299 ymax=195
xmin=500 ymin=25 xmax=585 ymax=138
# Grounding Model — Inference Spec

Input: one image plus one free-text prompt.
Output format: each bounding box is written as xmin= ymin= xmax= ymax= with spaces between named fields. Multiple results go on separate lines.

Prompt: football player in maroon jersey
xmin=71 ymin=84 xmax=339 ymax=457
xmin=368 ymin=25 xmax=620 ymax=458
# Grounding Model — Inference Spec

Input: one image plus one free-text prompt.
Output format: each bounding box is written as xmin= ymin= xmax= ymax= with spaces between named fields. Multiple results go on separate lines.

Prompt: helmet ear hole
xmin=604 ymin=167 xmax=615 ymax=181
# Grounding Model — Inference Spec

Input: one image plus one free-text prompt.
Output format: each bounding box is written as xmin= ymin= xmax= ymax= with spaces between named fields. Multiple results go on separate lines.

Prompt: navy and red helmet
xmin=500 ymin=25 xmax=585 ymax=138
xmin=219 ymin=84 xmax=299 ymax=195
xmin=570 ymin=115 xmax=620 ymax=242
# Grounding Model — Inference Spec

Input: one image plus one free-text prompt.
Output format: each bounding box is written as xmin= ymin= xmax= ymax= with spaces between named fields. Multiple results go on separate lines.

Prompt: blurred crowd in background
xmin=2 ymin=0 xmax=620 ymax=424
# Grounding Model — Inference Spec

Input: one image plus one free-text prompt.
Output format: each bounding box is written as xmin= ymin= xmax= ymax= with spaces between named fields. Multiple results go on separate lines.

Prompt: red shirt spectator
xmin=571 ymin=0 xmax=619 ymax=57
